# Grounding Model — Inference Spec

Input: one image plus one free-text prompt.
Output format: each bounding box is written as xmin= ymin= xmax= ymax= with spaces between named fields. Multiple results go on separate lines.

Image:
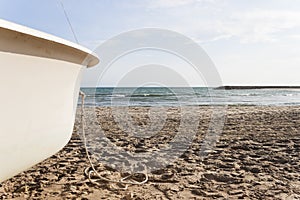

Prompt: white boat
xmin=0 ymin=19 xmax=99 ymax=182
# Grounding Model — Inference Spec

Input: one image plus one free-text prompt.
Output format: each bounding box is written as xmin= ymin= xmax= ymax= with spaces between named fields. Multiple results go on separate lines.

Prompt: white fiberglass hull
xmin=0 ymin=20 xmax=99 ymax=182
xmin=0 ymin=52 xmax=84 ymax=181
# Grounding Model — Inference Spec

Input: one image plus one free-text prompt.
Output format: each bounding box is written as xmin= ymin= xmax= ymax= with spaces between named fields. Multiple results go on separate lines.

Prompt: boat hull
xmin=0 ymin=51 xmax=85 ymax=182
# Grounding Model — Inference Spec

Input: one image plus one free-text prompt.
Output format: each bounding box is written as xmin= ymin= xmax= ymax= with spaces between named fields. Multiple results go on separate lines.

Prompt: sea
xmin=80 ymin=87 xmax=300 ymax=107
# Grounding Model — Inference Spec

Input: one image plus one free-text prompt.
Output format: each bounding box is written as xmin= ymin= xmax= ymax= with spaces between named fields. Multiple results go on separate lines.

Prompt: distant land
xmin=216 ymin=86 xmax=300 ymax=90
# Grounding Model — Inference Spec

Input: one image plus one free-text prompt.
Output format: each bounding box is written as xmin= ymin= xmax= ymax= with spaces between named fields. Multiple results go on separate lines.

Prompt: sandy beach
xmin=0 ymin=106 xmax=299 ymax=199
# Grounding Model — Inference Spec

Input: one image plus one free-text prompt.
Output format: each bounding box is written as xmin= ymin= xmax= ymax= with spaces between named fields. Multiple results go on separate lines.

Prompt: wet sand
xmin=0 ymin=106 xmax=299 ymax=199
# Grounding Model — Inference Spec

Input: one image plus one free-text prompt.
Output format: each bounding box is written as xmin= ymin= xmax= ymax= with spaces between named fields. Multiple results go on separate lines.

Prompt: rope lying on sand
xmin=58 ymin=1 xmax=149 ymax=188
xmin=79 ymin=91 xmax=149 ymax=190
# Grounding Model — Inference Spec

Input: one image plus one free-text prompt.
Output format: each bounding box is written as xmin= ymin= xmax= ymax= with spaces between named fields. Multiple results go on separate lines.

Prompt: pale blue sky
xmin=1 ymin=0 xmax=300 ymax=86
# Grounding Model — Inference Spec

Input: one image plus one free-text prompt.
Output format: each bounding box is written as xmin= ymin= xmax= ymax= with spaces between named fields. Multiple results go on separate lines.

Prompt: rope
xmin=59 ymin=0 xmax=79 ymax=44
xmin=58 ymin=0 xmax=149 ymax=188
xmin=79 ymin=91 xmax=149 ymax=189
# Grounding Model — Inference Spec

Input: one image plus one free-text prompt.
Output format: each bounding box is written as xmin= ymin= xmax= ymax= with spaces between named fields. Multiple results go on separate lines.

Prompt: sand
xmin=0 ymin=106 xmax=299 ymax=200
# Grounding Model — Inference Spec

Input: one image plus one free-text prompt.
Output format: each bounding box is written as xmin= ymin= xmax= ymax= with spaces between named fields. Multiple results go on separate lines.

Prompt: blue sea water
xmin=80 ymin=87 xmax=300 ymax=106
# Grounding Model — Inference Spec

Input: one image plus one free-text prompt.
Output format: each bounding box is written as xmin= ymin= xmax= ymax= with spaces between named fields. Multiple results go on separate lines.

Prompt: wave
xmin=126 ymin=93 xmax=175 ymax=98
xmin=80 ymin=87 xmax=300 ymax=106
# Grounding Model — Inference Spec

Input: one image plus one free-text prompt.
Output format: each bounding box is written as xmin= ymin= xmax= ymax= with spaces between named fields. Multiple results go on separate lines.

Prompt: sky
xmin=0 ymin=0 xmax=300 ymax=86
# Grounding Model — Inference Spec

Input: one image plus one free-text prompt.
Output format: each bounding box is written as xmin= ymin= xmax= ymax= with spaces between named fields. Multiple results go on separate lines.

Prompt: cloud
xmin=288 ymin=34 xmax=300 ymax=40
xmin=146 ymin=0 xmax=195 ymax=8
xmin=197 ymin=34 xmax=233 ymax=44
xmin=145 ymin=0 xmax=219 ymax=8
xmin=133 ymin=0 xmax=300 ymax=44
xmin=81 ymin=1 xmax=300 ymax=46
xmin=188 ymin=9 xmax=300 ymax=44
xmin=219 ymin=10 xmax=300 ymax=43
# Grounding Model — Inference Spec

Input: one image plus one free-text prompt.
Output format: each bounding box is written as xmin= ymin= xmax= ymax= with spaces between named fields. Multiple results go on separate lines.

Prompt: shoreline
xmin=1 ymin=105 xmax=299 ymax=199
xmin=216 ymin=86 xmax=300 ymax=90
xmin=81 ymin=104 xmax=300 ymax=107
